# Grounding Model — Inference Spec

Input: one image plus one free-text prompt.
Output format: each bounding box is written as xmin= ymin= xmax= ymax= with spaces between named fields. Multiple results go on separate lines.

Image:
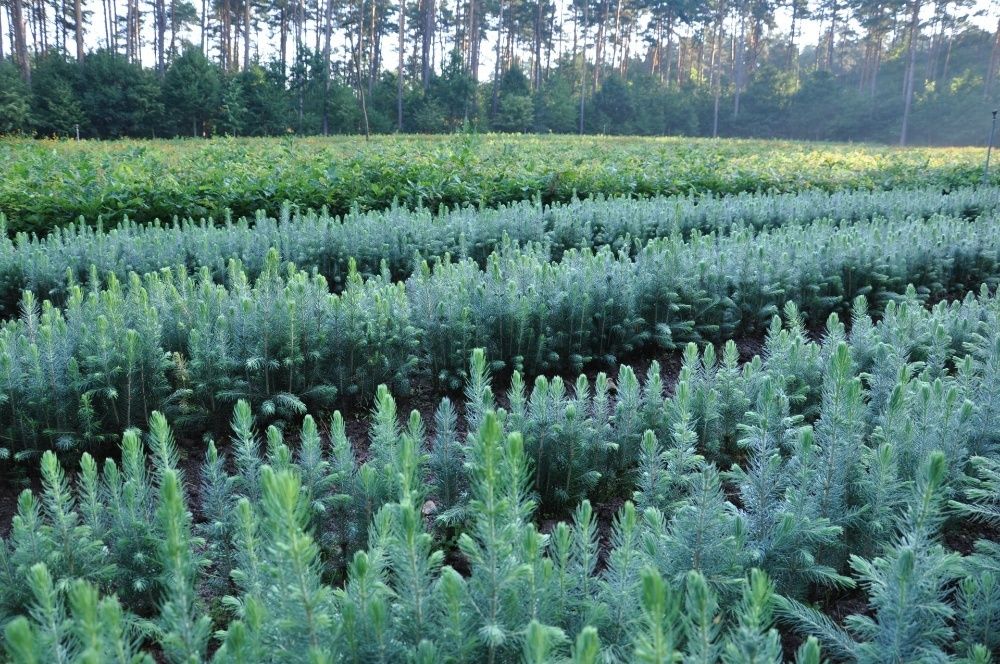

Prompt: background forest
xmin=0 ymin=0 xmax=999 ymax=146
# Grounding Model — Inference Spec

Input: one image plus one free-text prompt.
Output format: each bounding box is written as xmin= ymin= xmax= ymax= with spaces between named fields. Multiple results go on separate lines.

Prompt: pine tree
xmin=458 ymin=412 xmax=535 ymax=663
xmin=465 ymin=348 xmax=496 ymax=434
xmin=336 ymin=549 xmax=396 ymax=662
xmin=522 ymin=619 xmax=569 ymax=663
xmin=294 ymin=413 xmax=351 ymax=575
xmin=793 ymin=637 xmax=824 ymax=664
xmin=197 ymin=440 xmax=237 ymax=595
xmin=3 ymin=565 xmax=151 ymax=664
xmin=812 ymin=342 xmax=865 ymax=565
xmin=632 ymin=569 xmax=682 ymax=664
xmin=93 ymin=431 xmax=163 ymax=612
xmin=382 ymin=431 xmax=443 ymax=650
xmin=546 ymin=500 xmax=603 ymax=636
xmin=599 ymin=502 xmax=646 ymax=658
xmin=965 ymin=330 xmax=1000 ymax=456
xmin=427 ymin=397 xmax=466 ymax=520
xmin=779 ymin=452 xmax=963 ymax=662
xmin=221 ymin=468 xmax=338 ymax=662
xmin=734 ymin=419 xmax=848 ymax=595
xmin=571 ymin=627 xmax=602 ymax=664
xmin=681 ymin=571 xmax=723 ymax=664
xmin=432 ymin=567 xmax=478 ymax=663
xmin=324 ymin=410 xmax=366 ymax=575
xmin=37 ymin=450 xmax=114 ymax=590
xmin=721 ymin=569 xmax=782 ymax=664
xmin=155 ymin=469 xmax=211 ymax=663
xmin=643 ymin=464 xmax=746 ymax=599
xmin=954 ymin=572 xmax=1000 ymax=654
xmin=230 ymin=399 xmax=264 ymax=504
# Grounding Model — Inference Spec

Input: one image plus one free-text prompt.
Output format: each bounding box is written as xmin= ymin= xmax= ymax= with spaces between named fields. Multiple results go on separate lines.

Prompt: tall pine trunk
xmin=868 ymin=30 xmax=883 ymax=97
xmin=619 ymin=11 xmax=631 ymax=75
xmin=349 ymin=0 xmax=370 ymax=138
xmin=11 ymin=0 xmax=30 ymax=81
xmin=578 ymin=0 xmax=588 ymax=134
xmin=899 ymin=0 xmax=921 ymax=145
xmin=926 ymin=4 xmax=945 ymax=85
xmin=593 ymin=0 xmax=607 ymax=87
xmin=787 ymin=0 xmax=797 ymax=70
xmin=398 ymin=0 xmax=404 ymax=130
xmin=490 ymin=0 xmax=503 ymax=117
xmin=169 ymin=0 xmax=176 ymax=59
xmin=422 ymin=0 xmax=435 ymax=90
xmin=74 ymin=0 xmax=83 ymax=60
xmin=826 ymin=1 xmax=837 ymax=71
xmin=941 ymin=31 xmax=952 ymax=80
xmin=610 ymin=0 xmax=622 ymax=74
xmin=368 ymin=1 xmax=379 ymax=94
xmin=156 ymin=0 xmax=166 ymax=72
xmin=243 ymin=0 xmax=250 ymax=68
xmin=279 ymin=4 xmax=286 ymax=76
xmin=546 ymin=0 xmax=554 ymax=78
xmin=125 ymin=0 xmax=135 ymax=62
xmin=101 ymin=0 xmax=110 ymax=50
xmin=675 ymin=28 xmax=683 ymax=84
xmin=987 ymin=14 xmax=1000 ymax=98
xmin=35 ymin=0 xmax=47 ymax=51
xmin=321 ymin=0 xmax=332 ymax=134
xmin=296 ymin=0 xmax=304 ymax=126
xmin=221 ymin=0 xmax=231 ymax=69
xmin=110 ymin=0 xmax=118 ymax=52
xmin=664 ymin=13 xmax=675 ymax=83
xmin=532 ymin=0 xmax=542 ymax=89
xmin=711 ymin=4 xmax=724 ymax=137
xmin=469 ymin=0 xmax=480 ymax=82
xmin=734 ymin=9 xmax=745 ymax=116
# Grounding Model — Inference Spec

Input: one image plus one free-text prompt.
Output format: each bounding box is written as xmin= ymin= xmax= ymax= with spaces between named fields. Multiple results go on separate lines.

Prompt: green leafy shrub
xmin=2 ymin=135 xmax=996 ymax=234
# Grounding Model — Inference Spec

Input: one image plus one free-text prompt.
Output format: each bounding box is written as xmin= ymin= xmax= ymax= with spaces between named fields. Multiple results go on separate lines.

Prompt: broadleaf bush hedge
xmin=2 ymin=134 xmax=996 ymax=233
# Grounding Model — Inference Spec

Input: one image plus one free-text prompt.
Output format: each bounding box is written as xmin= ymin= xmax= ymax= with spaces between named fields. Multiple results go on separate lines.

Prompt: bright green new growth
xmin=156 ymin=469 xmax=211 ymax=663
xmin=3 ymin=564 xmax=151 ymax=664
xmin=4 ymin=284 xmax=1000 ymax=661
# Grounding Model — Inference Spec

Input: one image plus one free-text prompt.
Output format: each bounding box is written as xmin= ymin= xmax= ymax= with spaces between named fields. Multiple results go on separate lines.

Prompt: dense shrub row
xmin=1 ymin=210 xmax=999 ymax=463
xmin=2 ymin=285 xmax=1000 ymax=662
xmin=1 ymin=185 xmax=996 ymax=315
xmin=1 ymin=135 xmax=996 ymax=233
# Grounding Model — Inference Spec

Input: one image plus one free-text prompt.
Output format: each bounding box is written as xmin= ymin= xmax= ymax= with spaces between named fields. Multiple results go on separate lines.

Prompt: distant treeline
xmin=0 ymin=0 xmax=998 ymax=145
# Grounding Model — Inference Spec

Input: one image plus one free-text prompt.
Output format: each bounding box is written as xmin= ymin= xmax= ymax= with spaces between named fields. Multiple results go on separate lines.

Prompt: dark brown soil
xmin=945 ymin=518 xmax=1000 ymax=556
xmin=0 ymin=472 xmax=35 ymax=538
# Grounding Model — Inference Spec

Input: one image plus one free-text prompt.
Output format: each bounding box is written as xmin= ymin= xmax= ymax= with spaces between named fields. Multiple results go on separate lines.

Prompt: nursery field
xmin=1 ymin=134 xmax=998 ymax=233
xmin=1 ymin=137 xmax=1000 ymax=664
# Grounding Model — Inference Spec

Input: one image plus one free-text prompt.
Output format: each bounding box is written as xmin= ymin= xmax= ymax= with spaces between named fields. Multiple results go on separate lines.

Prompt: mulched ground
xmin=0 ymin=472 xmax=35 ymax=538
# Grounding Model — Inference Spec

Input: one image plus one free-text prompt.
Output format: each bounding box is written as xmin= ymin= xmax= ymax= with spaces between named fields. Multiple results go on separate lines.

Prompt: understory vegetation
xmin=2 ymin=284 xmax=1000 ymax=662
